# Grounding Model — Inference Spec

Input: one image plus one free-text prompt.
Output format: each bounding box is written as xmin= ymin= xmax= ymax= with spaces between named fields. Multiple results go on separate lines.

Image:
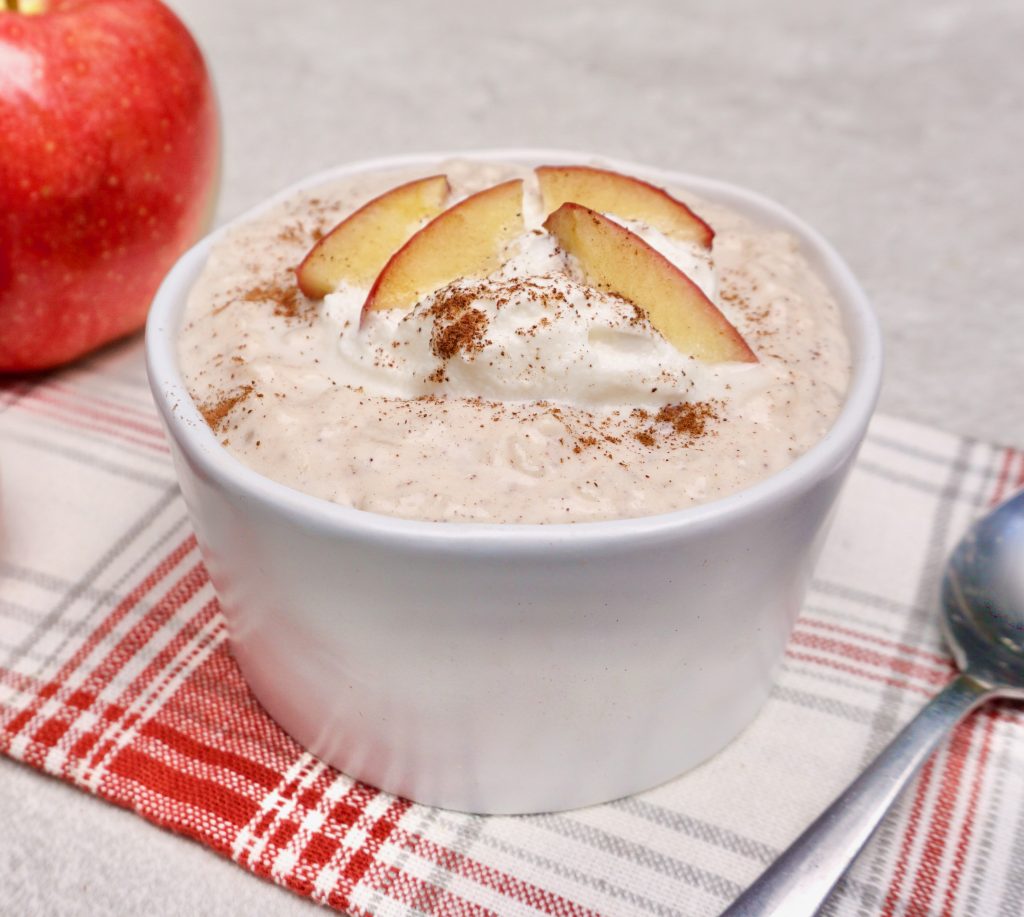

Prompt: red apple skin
xmin=0 ymin=0 xmax=220 ymax=372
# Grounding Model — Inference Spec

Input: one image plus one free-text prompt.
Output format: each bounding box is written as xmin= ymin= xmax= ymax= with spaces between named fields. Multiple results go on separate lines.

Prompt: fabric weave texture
xmin=1 ymin=341 xmax=1022 ymax=916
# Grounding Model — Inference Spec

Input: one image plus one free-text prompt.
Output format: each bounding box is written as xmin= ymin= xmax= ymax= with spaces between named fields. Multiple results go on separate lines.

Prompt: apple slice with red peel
xmin=536 ymin=164 xmax=714 ymax=248
xmin=543 ymin=203 xmax=756 ymax=363
xmin=362 ymin=179 xmax=525 ymax=315
xmin=296 ymin=175 xmax=451 ymax=298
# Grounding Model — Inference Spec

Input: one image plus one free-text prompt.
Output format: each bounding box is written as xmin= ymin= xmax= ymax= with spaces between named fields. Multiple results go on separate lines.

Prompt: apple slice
xmin=362 ymin=179 xmax=524 ymax=315
xmin=296 ymin=174 xmax=450 ymax=298
xmin=536 ymin=164 xmax=714 ymax=248
xmin=544 ymin=203 xmax=756 ymax=363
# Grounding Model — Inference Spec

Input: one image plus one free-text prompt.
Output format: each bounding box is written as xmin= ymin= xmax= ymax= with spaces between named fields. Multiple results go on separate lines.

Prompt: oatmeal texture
xmin=179 ymin=160 xmax=851 ymax=523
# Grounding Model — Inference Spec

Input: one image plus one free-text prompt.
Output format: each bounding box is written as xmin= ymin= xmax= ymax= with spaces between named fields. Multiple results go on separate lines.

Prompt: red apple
xmin=0 ymin=0 xmax=219 ymax=371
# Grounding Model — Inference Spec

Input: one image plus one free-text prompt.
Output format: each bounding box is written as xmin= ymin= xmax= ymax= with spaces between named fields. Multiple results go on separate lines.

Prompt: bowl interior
xmin=146 ymin=148 xmax=883 ymax=549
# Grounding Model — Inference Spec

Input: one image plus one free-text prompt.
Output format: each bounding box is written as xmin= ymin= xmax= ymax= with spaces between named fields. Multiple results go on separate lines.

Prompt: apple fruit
xmin=0 ymin=0 xmax=219 ymax=371
xmin=536 ymin=164 xmax=714 ymax=248
xmin=543 ymin=202 xmax=756 ymax=363
xmin=362 ymin=179 xmax=524 ymax=316
xmin=296 ymin=174 xmax=450 ymax=299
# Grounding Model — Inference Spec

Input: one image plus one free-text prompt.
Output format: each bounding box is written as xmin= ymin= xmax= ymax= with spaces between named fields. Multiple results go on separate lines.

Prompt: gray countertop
xmin=4 ymin=0 xmax=1023 ymax=913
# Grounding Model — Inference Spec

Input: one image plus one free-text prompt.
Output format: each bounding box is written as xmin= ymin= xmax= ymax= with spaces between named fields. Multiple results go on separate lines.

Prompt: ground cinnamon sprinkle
xmin=240 ymin=280 xmax=310 ymax=320
xmin=276 ymin=222 xmax=307 ymax=244
xmin=655 ymin=401 xmax=718 ymax=437
xmin=432 ymin=308 xmax=488 ymax=360
xmin=427 ymin=287 xmax=490 ymax=364
xmin=199 ymin=384 xmax=254 ymax=432
xmin=572 ymin=434 xmax=599 ymax=454
xmin=628 ymin=401 xmax=719 ymax=448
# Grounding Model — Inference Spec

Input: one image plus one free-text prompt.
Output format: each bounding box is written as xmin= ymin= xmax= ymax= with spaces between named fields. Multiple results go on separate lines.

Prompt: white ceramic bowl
xmin=146 ymin=149 xmax=882 ymax=814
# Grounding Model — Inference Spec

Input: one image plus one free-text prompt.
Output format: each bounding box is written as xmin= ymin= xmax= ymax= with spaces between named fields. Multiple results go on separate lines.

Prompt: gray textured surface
xmin=3 ymin=0 xmax=1023 ymax=914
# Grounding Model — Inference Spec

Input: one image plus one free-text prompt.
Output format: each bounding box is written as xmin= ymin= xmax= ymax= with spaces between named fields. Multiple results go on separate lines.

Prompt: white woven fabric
xmin=1 ymin=339 xmax=1022 ymax=916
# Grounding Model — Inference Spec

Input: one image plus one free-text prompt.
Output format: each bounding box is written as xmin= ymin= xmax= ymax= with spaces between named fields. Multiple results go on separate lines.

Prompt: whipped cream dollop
xmin=325 ymin=216 xmax=748 ymax=409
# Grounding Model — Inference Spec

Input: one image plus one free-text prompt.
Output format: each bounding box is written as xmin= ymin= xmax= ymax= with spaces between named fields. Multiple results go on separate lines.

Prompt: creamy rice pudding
xmin=178 ymin=160 xmax=850 ymax=523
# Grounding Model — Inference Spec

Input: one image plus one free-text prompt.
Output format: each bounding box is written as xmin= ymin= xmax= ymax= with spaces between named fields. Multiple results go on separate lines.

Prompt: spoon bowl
xmin=943 ymin=489 xmax=1024 ymax=694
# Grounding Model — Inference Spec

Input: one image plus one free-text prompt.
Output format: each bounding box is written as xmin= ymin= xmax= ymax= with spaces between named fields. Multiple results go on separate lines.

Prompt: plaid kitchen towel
xmin=1 ymin=339 xmax=1022 ymax=917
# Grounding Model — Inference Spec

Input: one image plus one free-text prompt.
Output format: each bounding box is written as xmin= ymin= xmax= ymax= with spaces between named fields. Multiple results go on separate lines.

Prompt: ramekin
xmin=146 ymin=149 xmax=883 ymax=814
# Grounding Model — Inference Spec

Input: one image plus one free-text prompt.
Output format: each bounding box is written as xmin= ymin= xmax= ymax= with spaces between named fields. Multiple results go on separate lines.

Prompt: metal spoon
xmin=723 ymin=488 xmax=1024 ymax=916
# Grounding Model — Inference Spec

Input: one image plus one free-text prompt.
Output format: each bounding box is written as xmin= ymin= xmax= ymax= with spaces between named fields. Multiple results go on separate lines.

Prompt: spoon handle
xmin=721 ymin=672 xmax=994 ymax=917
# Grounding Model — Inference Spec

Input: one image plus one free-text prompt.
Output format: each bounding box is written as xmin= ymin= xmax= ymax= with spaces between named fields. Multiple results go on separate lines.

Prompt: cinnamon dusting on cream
xmin=199 ymin=385 xmax=254 ymax=432
xmin=427 ymin=288 xmax=490 ymax=361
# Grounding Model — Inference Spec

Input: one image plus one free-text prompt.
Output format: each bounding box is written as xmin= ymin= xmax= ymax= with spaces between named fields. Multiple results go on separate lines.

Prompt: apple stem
xmin=3 ymin=0 xmax=48 ymax=12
